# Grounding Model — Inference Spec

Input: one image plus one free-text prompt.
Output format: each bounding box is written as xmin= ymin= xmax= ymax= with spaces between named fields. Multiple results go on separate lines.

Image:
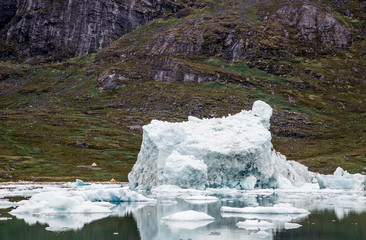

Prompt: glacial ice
xmin=236 ymin=220 xmax=274 ymax=230
xmin=317 ymin=167 xmax=365 ymax=190
xmin=10 ymin=185 xmax=154 ymax=216
xmin=284 ymin=222 xmax=302 ymax=229
xmin=183 ymin=195 xmax=219 ymax=204
xmin=129 ymin=100 xmax=314 ymax=191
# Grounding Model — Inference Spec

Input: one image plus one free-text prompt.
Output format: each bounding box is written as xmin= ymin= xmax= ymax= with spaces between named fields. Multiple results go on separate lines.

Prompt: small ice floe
xmin=284 ymin=222 xmax=302 ymax=229
xmin=80 ymin=186 xmax=155 ymax=203
xmin=64 ymin=179 xmax=91 ymax=187
xmin=76 ymin=179 xmax=91 ymax=186
xmin=0 ymin=199 xmax=18 ymax=209
xmin=10 ymin=192 xmax=114 ymax=215
xmin=317 ymin=167 xmax=365 ymax=190
xmin=183 ymin=195 xmax=219 ymax=204
xmin=151 ymin=185 xmax=204 ymax=198
xmin=0 ymin=217 xmax=12 ymax=220
xmin=236 ymin=220 xmax=274 ymax=230
xmin=220 ymin=203 xmax=310 ymax=215
xmin=161 ymin=210 xmax=214 ymax=229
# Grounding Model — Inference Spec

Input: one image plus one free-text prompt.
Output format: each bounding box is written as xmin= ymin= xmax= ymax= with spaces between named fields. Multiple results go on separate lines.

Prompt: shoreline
xmin=0 ymin=181 xmax=129 ymax=186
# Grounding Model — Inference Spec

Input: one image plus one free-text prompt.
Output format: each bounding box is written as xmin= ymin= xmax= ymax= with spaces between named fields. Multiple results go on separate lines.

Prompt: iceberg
xmin=129 ymin=100 xmax=314 ymax=191
xmin=317 ymin=167 xmax=365 ymax=191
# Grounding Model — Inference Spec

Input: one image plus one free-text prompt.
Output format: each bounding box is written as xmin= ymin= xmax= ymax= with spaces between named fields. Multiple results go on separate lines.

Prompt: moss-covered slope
xmin=0 ymin=0 xmax=365 ymax=181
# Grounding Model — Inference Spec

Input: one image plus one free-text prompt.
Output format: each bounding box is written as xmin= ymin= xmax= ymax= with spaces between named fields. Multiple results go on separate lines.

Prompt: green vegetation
xmin=0 ymin=0 xmax=365 ymax=182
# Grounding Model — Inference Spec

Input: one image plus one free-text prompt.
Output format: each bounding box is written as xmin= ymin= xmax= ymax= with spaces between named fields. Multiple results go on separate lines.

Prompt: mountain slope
xmin=0 ymin=0 xmax=365 ymax=181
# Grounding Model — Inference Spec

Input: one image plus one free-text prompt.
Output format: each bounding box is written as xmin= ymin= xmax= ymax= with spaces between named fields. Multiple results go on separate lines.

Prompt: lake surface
xmin=0 ymin=184 xmax=365 ymax=240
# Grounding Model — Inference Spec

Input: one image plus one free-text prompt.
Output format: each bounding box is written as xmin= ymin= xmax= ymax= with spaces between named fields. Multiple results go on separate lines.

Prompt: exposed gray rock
xmin=0 ymin=0 xmax=17 ymax=30
xmin=97 ymin=72 xmax=129 ymax=91
xmin=273 ymin=3 xmax=351 ymax=48
xmin=1 ymin=0 xmax=180 ymax=59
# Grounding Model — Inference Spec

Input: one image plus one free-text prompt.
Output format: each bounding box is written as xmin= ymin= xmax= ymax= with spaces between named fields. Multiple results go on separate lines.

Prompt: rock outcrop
xmin=265 ymin=3 xmax=352 ymax=49
xmin=0 ymin=0 xmax=182 ymax=59
xmin=0 ymin=1 xmax=17 ymax=30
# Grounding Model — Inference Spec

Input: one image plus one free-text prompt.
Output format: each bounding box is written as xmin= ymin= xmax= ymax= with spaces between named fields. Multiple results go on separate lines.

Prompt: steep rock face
xmin=0 ymin=1 xmax=17 ymax=30
xmin=266 ymin=3 xmax=351 ymax=49
xmin=1 ymin=0 xmax=180 ymax=59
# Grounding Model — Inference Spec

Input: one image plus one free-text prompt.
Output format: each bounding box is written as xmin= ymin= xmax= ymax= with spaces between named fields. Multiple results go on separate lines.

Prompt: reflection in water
xmin=0 ymin=186 xmax=365 ymax=240
xmin=0 ymin=210 xmax=140 ymax=240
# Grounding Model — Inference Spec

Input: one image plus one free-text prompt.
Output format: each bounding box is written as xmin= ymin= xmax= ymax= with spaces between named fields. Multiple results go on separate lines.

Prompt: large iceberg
xmin=128 ymin=100 xmax=314 ymax=191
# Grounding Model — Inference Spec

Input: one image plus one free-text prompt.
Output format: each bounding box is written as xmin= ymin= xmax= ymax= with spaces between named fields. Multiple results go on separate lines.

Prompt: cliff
xmin=0 ymin=0 xmax=187 ymax=60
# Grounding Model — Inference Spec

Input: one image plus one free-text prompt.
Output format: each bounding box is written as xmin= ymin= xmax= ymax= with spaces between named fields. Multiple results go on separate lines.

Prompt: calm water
xmin=1 ymin=195 xmax=365 ymax=240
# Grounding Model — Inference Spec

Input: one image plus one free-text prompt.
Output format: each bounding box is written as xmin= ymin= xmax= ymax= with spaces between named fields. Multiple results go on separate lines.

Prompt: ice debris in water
xmin=161 ymin=210 xmax=214 ymax=223
xmin=10 ymin=186 xmax=154 ymax=215
xmin=236 ymin=219 xmax=274 ymax=230
xmin=220 ymin=203 xmax=310 ymax=215
xmin=317 ymin=167 xmax=366 ymax=191
xmin=160 ymin=210 xmax=215 ymax=230
xmin=129 ymin=100 xmax=315 ymax=191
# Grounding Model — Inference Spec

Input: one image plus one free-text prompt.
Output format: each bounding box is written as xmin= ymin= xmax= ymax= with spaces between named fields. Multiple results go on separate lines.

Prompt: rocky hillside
xmin=0 ymin=0 xmax=193 ymax=60
xmin=0 ymin=0 xmax=365 ymax=182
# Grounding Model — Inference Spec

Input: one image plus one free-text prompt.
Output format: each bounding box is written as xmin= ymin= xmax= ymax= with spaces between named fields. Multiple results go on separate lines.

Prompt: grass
xmin=0 ymin=0 xmax=365 ymax=181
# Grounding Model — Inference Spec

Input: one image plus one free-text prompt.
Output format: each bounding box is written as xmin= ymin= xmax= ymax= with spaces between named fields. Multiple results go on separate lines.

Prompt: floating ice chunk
xmin=151 ymin=185 xmax=203 ymax=199
xmin=64 ymin=179 xmax=91 ymax=187
xmin=11 ymin=192 xmax=114 ymax=215
xmin=317 ymin=167 xmax=365 ymax=190
xmin=80 ymin=186 xmax=155 ymax=202
xmin=284 ymin=222 xmax=302 ymax=229
xmin=10 ymin=186 xmax=154 ymax=216
xmin=161 ymin=210 xmax=214 ymax=222
xmin=0 ymin=199 xmax=18 ymax=209
xmin=183 ymin=195 xmax=219 ymax=204
xmin=236 ymin=220 xmax=274 ymax=230
xmin=221 ymin=203 xmax=310 ymax=215
xmin=128 ymin=100 xmax=314 ymax=191
xmin=75 ymin=179 xmax=91 ymax=186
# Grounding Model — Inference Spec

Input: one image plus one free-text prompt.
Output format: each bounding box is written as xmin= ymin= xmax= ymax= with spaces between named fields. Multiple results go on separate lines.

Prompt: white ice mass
xmin=129 ymin=100 xmax=314 ymax=191
xmin=317 ymin=167 xmax=365 ymax=190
